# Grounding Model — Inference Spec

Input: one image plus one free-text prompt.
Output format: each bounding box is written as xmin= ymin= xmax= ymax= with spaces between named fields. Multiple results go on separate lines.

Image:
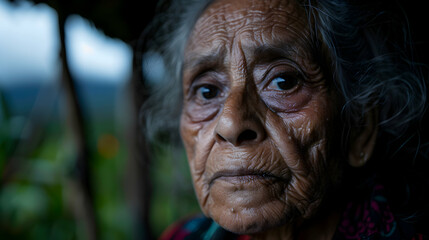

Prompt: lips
xmin=209 ymin=169 xmax=288 ymax=187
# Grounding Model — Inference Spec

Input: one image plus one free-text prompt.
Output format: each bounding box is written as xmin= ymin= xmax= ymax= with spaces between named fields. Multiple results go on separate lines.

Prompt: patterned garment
xmin=332 ymin=184 xmax=426 ymax=240
xmin=160 ymin=184 xmax=426 ymax=240
xmin=159 ymin=215 xmax=248 ymax=240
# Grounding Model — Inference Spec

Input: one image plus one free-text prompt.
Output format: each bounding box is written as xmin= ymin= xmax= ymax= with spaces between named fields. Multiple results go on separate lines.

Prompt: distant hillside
xmin=0 ymin=80 xmax=127 ymax=122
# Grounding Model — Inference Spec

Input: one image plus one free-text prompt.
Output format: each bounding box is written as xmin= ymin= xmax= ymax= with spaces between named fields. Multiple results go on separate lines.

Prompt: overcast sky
xmin=0 ymin=0 xmax=133 ymax=87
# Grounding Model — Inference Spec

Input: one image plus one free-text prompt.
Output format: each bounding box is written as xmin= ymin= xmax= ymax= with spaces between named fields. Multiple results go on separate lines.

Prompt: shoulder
xmin=159 ymin=215 xmax=250 ymax=240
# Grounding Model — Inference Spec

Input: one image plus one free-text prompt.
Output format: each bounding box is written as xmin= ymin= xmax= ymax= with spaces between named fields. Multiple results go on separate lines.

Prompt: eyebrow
xmin=183 ymin=48 xmax=227 ymax=72
xmin=251 ymin=44 xmax=296 ymax=66
xmin=183 ymin=42 xmax=299 ymax=72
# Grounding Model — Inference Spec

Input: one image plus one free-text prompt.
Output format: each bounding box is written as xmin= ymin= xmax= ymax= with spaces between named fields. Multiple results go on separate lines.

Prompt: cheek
xmin=180 ymin=115 xmax=197 ymax=161
xmin=265 ymin=92 xmax=341 ymax=217
xmin=180 ymin=114 xmax=217 ymax=212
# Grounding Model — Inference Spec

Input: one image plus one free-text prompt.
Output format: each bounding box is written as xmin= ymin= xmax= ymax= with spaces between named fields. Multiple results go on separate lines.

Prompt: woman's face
xmin=180 ymin=0 xmax=342 ymax=234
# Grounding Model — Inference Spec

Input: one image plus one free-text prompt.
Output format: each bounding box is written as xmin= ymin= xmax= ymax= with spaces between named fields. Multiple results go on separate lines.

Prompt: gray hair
xmin=140 ymin=0 xmax=213 ymax=144
xmin=140 ymin=0 xmax=427 ymax=156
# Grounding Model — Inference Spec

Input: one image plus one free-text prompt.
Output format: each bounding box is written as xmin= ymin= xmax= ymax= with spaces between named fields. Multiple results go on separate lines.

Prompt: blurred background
xmin=0 ymin=0 xmax=199 ymax=239
xmin=0 ymin=0 xmax=427 ymax=240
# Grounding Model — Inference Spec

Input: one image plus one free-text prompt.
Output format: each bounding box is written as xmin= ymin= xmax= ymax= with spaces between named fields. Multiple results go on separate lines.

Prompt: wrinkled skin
xmin=180 ymin=0 xmax=344 ymax=238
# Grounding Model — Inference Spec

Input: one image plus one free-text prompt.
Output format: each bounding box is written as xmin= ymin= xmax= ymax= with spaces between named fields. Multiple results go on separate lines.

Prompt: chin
xmin=203 ymin=181 xmax=299 ymax=234
xmin=211 ymin=201 xmax=295 ymax=235
xmin=202 ymin=178 xmax=327 ymax=235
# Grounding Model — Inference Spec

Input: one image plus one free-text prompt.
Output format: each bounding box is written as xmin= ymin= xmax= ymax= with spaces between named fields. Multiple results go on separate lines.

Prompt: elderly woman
xmin=142 ymin=0 xmax=428 ymax=239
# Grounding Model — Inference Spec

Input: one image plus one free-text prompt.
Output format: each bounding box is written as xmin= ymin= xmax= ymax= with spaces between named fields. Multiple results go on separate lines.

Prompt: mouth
xmin=209 ymin=169 xmax=288 ymax=187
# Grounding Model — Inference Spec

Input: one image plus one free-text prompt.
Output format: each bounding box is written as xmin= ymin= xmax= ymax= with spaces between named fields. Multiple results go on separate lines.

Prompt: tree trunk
xmin=57 ymin=9 xmax=98 ymax=240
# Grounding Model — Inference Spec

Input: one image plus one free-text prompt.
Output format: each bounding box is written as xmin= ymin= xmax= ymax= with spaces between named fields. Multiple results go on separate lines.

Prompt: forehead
xmin=185 ymin=0 xmax=309 ymax=62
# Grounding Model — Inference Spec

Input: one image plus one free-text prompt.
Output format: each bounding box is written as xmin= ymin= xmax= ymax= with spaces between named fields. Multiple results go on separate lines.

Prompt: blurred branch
xmin=57 ymin=5 xmax=98 ymax=240
xmin=124 ymin=39 xmax=154 ymax=240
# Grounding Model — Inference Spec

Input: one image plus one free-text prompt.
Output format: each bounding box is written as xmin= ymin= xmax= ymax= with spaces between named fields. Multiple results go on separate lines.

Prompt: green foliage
xmin=150 ymin=144 xmax=201 ymax=237
xmin=0 ymin=109 xmax=133 ymax=239
xmin=0 ymin=120 xmax=79 ymax=239
xmin=0 ymin=104 xmax=200 ymax=239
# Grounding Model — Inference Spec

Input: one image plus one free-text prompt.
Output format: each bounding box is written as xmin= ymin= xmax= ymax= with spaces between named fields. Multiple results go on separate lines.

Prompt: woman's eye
xmin=269 ymin=76 xmax=298 ymax=91
xmin=197 ymin=84 xmax=219 ymax=100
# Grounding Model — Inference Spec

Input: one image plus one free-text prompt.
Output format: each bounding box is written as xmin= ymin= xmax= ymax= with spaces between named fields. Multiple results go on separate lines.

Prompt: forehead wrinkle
xmin=233 ymin=23 xmax=308 ymax=57
xmin=191 ymin=0 xmax=306 ymax=45
xmin=190 ymin=1 xmax=230 ymax=42
xmin=203 ymin=10 xmax=301 ymax=42
xmin=185 ymin=0 xmax=313 ymax=80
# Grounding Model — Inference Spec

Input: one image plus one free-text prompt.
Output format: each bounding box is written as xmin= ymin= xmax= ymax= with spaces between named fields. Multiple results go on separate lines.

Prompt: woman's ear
xmin=348 ymin=108 xmax=379 ymax=167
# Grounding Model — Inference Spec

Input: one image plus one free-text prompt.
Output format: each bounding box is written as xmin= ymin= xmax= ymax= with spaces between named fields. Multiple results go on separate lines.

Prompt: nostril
xmin=237 ymin=129 xmax=257 ymax=144
xmin=216 ymin=133 xmax=227 ymax=142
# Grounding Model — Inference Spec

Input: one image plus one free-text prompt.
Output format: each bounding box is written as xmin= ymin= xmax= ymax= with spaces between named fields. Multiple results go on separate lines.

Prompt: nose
xmin=214 ymin=91 xmax=266 ymax=146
